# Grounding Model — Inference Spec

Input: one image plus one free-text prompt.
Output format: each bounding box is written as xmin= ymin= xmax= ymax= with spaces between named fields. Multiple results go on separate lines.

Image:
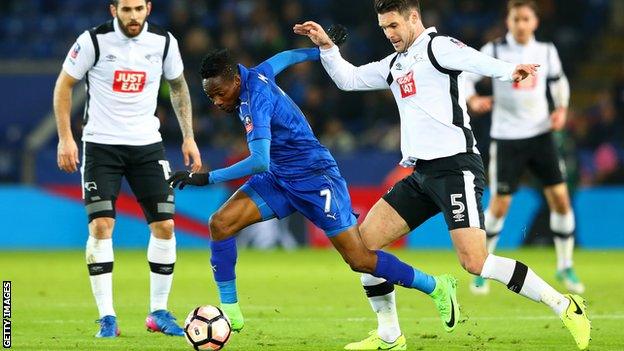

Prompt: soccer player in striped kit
xmin=295 ymin=0 xmax=590 ymax=349
xmin=54 ymin=0 xmax=201 ymax=338
xmin=465 ymin=0 xmax=584 ymax=296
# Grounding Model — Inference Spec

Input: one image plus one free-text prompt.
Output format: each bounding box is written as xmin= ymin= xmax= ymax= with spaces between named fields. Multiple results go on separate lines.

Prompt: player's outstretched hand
xmin=327 ymin=24 xmax=348 ymax=46
xmin=293 ymin=21 xmax=334 ymax=50
xmin=512 ymin=63 xmax=540 ymax=82
xmin=167 ymin=170 xmax=209 ymax=190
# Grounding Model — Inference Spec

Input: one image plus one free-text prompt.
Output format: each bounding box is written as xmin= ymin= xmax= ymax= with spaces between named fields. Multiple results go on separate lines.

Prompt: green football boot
xmin=469 ymin=275 xmax=490 ymax=295
xmin=560 ymin=294 xmax=591 ymax=350
xmin=429 ymin=274 xmax=460 ymax=332
xmin=220 ymin=302 xmax=244 ymax=332
xmin=556 ymin=267 xmax=585 ymax=294
xmin=344 ymin=330 xmax=407 ymax=350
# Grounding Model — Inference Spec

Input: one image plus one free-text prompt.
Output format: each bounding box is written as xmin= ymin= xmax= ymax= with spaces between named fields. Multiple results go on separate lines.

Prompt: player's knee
xmin=151 ymin=219 xmax=174 ymax=239
xmin=89 ymin=218 xmax=114 ymax=239
xmin=209 ymin=213 xmax=233 ymax=241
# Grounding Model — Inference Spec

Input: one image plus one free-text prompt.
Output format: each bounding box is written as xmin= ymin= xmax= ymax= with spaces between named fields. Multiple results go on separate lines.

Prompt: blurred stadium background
xmin=0 ymin=0 xmax=623 ymax=251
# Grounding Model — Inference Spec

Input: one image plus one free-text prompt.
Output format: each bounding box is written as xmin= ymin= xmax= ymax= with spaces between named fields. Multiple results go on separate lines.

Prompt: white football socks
xmin=361 ymin=274 xmax=401 ymax=342
xmin=481 ymin=254 xmax=569 ymax=315
xmin=551 ymin=211 xmax=576 ymax=271
xmin=148 ymin=234 xmax=177 ymax=312
xmin=86 ymin=236 xmax=116 ymax=318
xmin=484 ymin=209 xmax=505 ymax=253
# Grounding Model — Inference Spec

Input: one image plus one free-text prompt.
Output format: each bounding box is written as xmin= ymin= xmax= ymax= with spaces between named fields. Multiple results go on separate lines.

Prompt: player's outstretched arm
xmin=168 ymin=139 xmax=270 ymax=190
xmin=293 ymin=21 xmax=390 ymax=91
xmin=53 ymin=70 xmax=80 ymax=173
xmin=257 ymin=48 xmax=321 ymax=78
xmin=430 ymin=35 xmax=539 ymax=83
xmin=168 ymin=73 xmax=202 ymax=172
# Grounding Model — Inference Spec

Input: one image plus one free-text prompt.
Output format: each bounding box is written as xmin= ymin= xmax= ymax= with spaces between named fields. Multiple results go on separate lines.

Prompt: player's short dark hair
xmin=110 ymin=0 xmax=150 ymax=7
xmin=374 ymin=0 xmax=421 ymax=15
xmin=200 ymin=49 xmax=237 ymax=81
xmin=507 ymin=0 xmax=539 ymax=16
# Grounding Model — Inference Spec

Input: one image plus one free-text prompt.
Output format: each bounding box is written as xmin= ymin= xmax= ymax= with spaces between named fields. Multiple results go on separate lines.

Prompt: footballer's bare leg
xmin=543 ymin=183 xmax=584 ymax=293
xmin=86 ymin=217 xmax=120 ymax=337
xmin=209 ymin=189 xmax=264 ymax=332
xmin=471 ymin=193 xmax=512 ymax=294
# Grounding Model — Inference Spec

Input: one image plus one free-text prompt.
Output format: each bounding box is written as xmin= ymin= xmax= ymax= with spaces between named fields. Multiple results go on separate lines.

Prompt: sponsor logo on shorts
xmin=113 ymin=70 xmax=146 ymax=93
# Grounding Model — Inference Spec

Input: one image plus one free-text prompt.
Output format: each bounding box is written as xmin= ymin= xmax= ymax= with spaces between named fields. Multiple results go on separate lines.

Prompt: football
xmin=184 ymin=305 xmax=232 ymax=350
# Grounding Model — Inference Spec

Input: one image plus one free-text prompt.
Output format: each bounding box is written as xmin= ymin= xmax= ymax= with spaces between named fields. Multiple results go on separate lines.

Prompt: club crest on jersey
xmin=70 ymin=43 xmax=81 ymax=59
xmin=243 ymin=115 xmax=254 ymax=133
xmin=113 ymin=70 xmax=146 ymax=93
xmin=397 ymin=71 xmax=416 ymax=98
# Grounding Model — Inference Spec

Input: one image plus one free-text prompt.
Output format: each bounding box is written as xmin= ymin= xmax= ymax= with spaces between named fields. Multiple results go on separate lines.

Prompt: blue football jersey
xmin=236 ymin=63 xmax=337 ymax=179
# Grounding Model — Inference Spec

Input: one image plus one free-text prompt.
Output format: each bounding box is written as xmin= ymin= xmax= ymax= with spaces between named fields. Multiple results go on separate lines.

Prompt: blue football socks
xmin=373 ymin=250 xmax=436 ymax=294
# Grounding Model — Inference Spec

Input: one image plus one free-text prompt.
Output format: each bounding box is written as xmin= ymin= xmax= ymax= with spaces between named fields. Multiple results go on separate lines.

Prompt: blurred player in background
xmin=53 ymin=0 xmax=201 ymax=338
xmin=465 ymin=0 xmax=584 ymax=295
xmin=167 ymin=43 xmax=463 ymax=340
xmin=295 ymin=0 xmax=590 ymax=349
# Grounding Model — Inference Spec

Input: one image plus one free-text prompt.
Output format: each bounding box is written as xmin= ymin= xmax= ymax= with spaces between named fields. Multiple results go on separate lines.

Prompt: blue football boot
xmin=95 ymin=315 xmax=120 ymax=338
xmin=145 ymin=310 xmax=185 ymax=336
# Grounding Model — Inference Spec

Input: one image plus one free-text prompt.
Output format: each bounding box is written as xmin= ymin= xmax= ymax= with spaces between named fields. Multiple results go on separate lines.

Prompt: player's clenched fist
xmin=167 ymin=170 xmax=209 ymax=190
xmin=512 ymin=63 xmax=540 ymax=82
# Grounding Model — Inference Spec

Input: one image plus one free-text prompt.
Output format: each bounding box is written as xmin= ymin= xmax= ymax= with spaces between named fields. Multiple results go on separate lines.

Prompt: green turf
xmin=1 ymin=249 xmax=623 ymax=351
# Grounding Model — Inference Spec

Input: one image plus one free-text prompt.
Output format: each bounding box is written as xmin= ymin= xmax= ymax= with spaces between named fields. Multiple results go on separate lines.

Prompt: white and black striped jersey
xmin=320 ymin=27 xmax=517 ymax=165
xmin=465 ymin=33 xmax=570 ymax=140
xmin=62 ymin=18 xmax=184 ymax=146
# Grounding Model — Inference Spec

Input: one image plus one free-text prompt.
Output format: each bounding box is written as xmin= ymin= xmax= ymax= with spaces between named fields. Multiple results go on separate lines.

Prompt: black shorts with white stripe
xmin=81 ymin=142 xmax=175 ymax=223
xmin=383 ymin=153 xmax=486 ymax=231
xmin=489 ymin=132 xmax=565 ymax=195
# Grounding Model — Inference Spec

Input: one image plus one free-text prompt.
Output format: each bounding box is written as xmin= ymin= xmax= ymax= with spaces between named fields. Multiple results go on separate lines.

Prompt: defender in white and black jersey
xmin=465 ymin=0 xmax=584 ymax=296
xmin=295 ymin=1 xmax=590 ymax=350
xmin=53 ymin=0 xmax=201 ymax=338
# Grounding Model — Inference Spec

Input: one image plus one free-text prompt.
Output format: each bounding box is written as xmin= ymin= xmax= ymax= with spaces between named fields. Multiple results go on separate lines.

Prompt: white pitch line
xmin=29 ymin=314 xmax=624 ymax=324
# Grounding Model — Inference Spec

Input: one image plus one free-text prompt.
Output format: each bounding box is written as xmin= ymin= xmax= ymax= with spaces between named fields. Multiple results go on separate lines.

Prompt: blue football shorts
xmin=240 ymin=168 xmax=357 ymax=237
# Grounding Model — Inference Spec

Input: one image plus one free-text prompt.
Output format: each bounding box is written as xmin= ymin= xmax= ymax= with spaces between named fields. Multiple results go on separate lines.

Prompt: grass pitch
xmin=1 ymin=248 xmax=623 ymax=350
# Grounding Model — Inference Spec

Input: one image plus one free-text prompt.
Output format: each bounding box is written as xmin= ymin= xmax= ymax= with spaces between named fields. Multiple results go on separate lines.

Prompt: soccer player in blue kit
xmin=167 ymin=45 xmax=459 ymax=336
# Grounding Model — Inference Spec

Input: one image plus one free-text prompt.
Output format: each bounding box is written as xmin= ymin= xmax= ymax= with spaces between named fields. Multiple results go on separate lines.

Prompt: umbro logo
xmin=104 ymin=54 xmax=117 ymax=62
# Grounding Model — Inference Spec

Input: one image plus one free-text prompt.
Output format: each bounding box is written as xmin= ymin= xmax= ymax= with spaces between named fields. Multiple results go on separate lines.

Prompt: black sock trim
xmin=87 ymin=262 xmax=113 ymax=276
xmin=149 ymin=262 xmax=175 ymax=275
xmin=552 ymin=232 xmax=573 ymax=239
xmin=506 ymin=261 xmax=528 ymax=293
xmin=363 ymin=281 xmax=394 ymax=297
xmin=486 ymin=231 xmax=500 ymax=239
